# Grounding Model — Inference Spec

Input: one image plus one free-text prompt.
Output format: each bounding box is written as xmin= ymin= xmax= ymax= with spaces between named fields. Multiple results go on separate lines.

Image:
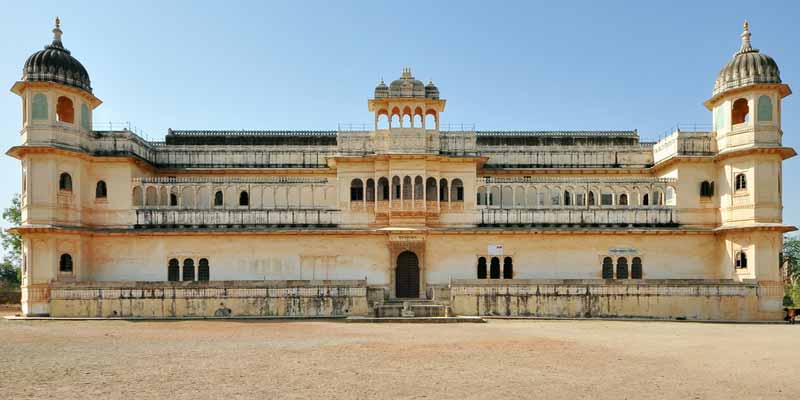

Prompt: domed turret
xmin=22 ymin=17 xmax=92 ymax=93
xmin=374 ymin=78 xmax=389 ymax=99
xmin=425 ymin=80 xmax=439 ymax=100
xmin=712 ymin=21 xmax=781 ymax=97
xmin=388 ymin=67 xmax=427 ymax=98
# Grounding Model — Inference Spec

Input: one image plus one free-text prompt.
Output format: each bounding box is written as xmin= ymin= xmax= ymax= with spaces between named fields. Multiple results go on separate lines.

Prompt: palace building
xmin=7 ymin=19 xmax=794 ymax=320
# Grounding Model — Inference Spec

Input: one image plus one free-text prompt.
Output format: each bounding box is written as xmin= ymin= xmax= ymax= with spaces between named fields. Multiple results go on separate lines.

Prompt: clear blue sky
xmin=0 ymin=1 xmax=798 ymax=228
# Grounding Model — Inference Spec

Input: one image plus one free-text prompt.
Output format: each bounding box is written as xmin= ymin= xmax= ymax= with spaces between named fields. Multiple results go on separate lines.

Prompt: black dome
xmin=22 ymin=20 xmax=92 ymax=93
xmin=712 ymin=22 xmax=780 ymax=97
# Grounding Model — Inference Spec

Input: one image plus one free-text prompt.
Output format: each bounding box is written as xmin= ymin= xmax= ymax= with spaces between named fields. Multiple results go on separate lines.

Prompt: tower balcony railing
xmin=134 ymin=209 xmax=341 ymax=228
xmin=478 ymin=207 xmax=677 ymax=227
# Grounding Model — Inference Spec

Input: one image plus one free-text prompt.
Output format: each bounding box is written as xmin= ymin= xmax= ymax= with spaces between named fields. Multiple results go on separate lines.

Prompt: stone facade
xmin=6 ymin=20 xmax=795 ymax=320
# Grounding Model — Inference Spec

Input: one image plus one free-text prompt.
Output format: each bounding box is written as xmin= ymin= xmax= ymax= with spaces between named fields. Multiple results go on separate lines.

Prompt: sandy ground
xmin=0 ymin=307 xmax=797 ymax=400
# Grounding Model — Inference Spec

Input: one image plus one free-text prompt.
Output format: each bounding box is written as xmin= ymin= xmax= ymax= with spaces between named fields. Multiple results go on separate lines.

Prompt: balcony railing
xmin=135 ymin=209 xmax=341 ymax=228
xmin=478 ymin=207 xmax=677 ymax=227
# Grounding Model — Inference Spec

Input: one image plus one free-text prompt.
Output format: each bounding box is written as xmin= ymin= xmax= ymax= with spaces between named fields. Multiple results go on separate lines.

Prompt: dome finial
xmin=738 ymin=19 xmax=753 ymax=54
xmin=52 ymin=16 xmax=63 ymax=44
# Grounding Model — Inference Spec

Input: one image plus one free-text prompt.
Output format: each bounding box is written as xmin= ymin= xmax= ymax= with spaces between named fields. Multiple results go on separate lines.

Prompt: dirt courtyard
xmin=1 ymin=309 xmax=797 ymax=400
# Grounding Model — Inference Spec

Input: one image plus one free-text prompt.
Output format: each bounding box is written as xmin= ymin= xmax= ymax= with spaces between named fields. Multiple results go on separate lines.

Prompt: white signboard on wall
xmin=609 ymin=247 xmax=638 ymax=255
xmin=488 ymin=244 xmax=504 ymax=256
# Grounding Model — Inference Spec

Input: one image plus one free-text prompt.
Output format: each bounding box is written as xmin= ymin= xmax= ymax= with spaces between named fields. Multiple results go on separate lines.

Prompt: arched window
xmin=490 ymin=257 xmax=500 ymax=279
xmin=732 ymin=98 xmax=749 ymax=125
xmin=59 ymin=253 xmax=73 ymax=273
xmin=550 ymin=189 xmax=561 ymax=206
xmin=503 ymin=257 xmax=513 ymax=279
xmin=170 ymin=193 xmax=178 ymax=206
xmin=59 ymin=172 xmax=72 ymax=191
xmin=214 ymin=191 xmax=224 ymax=207
xmin=168 ymin=258 xmax=180 ymax=282
xmin=402 ymin=176 xmax=412 ymax=200
xmin=425 ymin=177 xmax=437 ymax=202
xmin=602 ymin=257 xmax=613 ymax=279
xmin=735 ymin=173 xmax=747 ymax=191
xmin=95 ymin=180 xmax=107 ymax=199
xmin=575 ymin=192 xmax=586 ymax=206
xmin=631 ymin=257 xmax=643 ymax=279
xmin=182 ymin=259 xmax=195 ymax=281
xmin=642 ymin=193 xmax=649 ymax=206
xmin=652 ymin=190 xmax=663 ymax=206
xmin=618 ymin=193 xmax=628 ymax=206
xmin=757 ymin=95 xmax=773 ymax=122
xmin=477 ymin=257 xmax=487 ymax=279
xmin=451 ymin=179 xmax=464 ymax=201
xmin=239 ymin=191 xmax=249 ymax=206
xmin=700 ymin=181 xmax=714 ymax=197
xmin=392 ymin=176 xmax=401 ymax=200
xmin=439 ymin=179 xmax=449 ymax=202
xmin=735 ymin=251 xmax=748 ymax=269
xmin=477 ymin=186 xmax=487 ymax=206
xmin=350 ymin=179 xmax=364 ymax=201
xmin=377 ymin=113 xmax=389 ymax=129
xmin=616 ymin=257 xmax=628 ymax=279
xmin=414 ymin=176 xmax=424 ymax=200
xmin=588 ymin=192 xmax=596 ymax=206
xmin=32 ymin=93 xmax=48 ymax=120
xmin=145 ymin=187 xmax=158 ymax=206
xmin=132 ymin=187 xmax=143 ymax=206
xmin=378 ymin=177 xmax=390 ymax=201
xmin=564 ymin=191 xmax=572 ymax=206
xmin=198 ymin=258 xmax=210 ymax=281
xmin=425 ymin=111 xmax=437 ymax=130
xmin=665 ymin=187 xmax=676 ymax=206
xmin=363 ymin=178 xmax=374 ymax=202
xmin=56 ymin=96 xmax=74 ymax=123
xmin=490 ymin=187 xmax=500 ymax=207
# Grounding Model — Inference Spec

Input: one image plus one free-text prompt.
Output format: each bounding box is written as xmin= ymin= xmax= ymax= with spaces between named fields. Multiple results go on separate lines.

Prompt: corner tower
xmin=8 ymin=18 xmax=102 ymax=316
xmin=704 ymin=22 xmax=794 ymax=292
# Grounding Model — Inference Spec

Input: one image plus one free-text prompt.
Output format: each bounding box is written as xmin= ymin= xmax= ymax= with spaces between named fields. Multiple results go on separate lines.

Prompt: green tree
xmin=783 ymin=235 xmax=800 ymax=306
xmin=0 ymin=194 xmax=21 ymax=287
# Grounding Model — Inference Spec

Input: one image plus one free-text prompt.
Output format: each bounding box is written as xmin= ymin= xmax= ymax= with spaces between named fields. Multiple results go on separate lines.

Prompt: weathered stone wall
xmin=450 ymin=280 xmax=783 ymax=321
xmin=49 ymin=280 xmax=368 ymax=318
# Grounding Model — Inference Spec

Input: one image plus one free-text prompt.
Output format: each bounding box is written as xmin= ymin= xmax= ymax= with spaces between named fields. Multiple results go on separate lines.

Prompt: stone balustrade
xmin=653 ymin=131 xmax=715 ymax=163
xmin=478 ymin=207 xmax=677 ymax=226
xmin=135 ymin=209 xmax=341 ymax=228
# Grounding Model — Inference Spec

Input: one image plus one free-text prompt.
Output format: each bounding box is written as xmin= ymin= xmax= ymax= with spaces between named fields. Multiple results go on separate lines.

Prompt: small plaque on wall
xmin=488 ymin=244 xmax=504 ymax=256
xmin=610 ymin=247 xmax=638 ymax=255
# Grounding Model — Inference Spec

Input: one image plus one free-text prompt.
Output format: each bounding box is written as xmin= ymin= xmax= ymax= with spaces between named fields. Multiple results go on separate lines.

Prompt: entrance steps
xmin=372 ymin=299 xmax=450 ymax=318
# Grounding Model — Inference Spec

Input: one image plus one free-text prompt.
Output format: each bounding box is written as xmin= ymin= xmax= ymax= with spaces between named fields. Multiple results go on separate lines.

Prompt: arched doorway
xmin=395 ymin=251 xmax=420 ymax=298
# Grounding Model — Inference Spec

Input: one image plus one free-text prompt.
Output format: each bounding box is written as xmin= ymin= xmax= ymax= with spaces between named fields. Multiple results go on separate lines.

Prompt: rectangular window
xmin=576 ymin=193 xmax=585 ymax=206
xmin=601 ymin=194 xmax=613 ymax=206
xmin=550 ymin=192 xmax=560 ymax=206
xmin=537 ymin=192 xmax=545 ymax=207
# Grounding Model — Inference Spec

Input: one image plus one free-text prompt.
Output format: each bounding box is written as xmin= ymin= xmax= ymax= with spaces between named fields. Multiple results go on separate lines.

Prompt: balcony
xmin=478 ymin=207 xmax=677 ymax=227
xmin=135 ymin=209 xmax=341 ymax=229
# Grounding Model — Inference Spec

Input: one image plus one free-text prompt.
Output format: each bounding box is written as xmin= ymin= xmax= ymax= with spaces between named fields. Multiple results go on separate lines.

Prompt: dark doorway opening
xmin=395 ymin=251 xmax=420 ymax=298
